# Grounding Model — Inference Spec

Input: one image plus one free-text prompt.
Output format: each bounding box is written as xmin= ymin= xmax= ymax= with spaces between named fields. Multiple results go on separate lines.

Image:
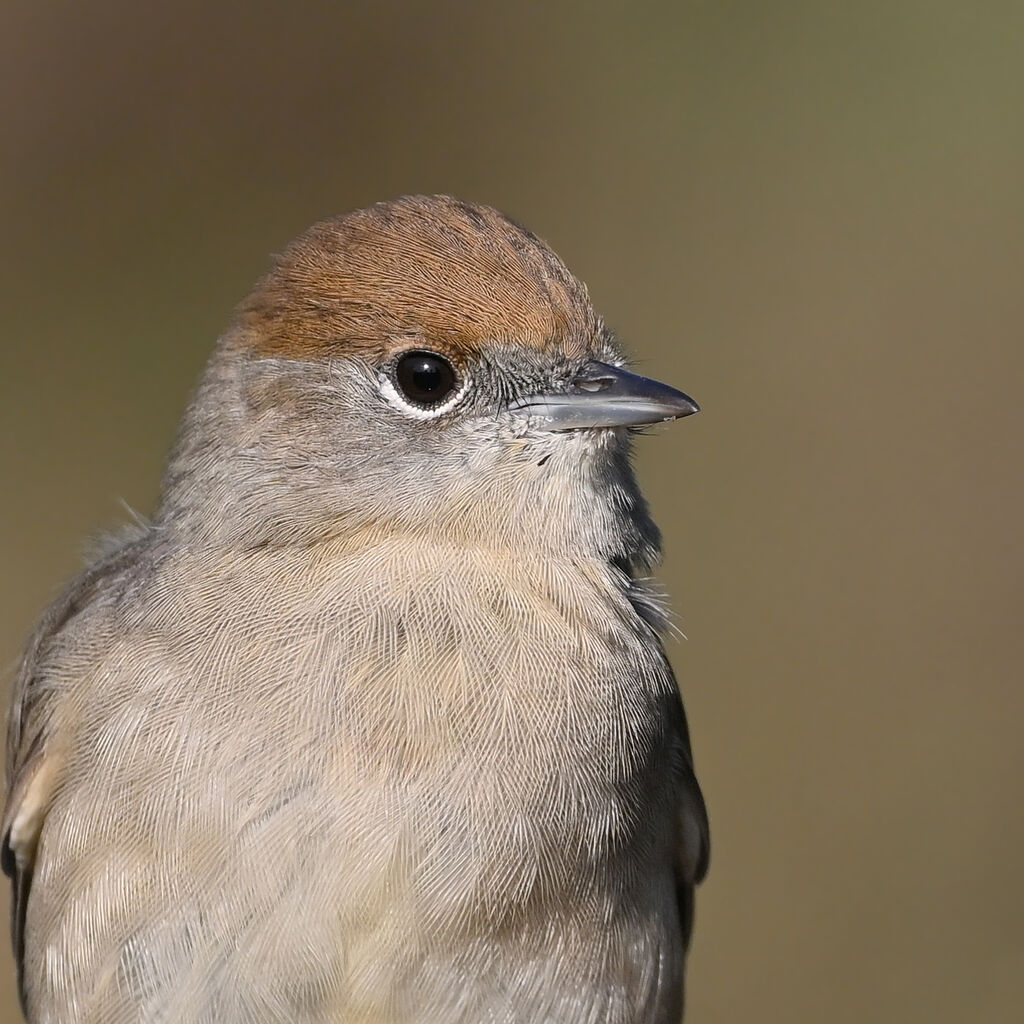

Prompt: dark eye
xmin=394 ymin=350 xmax=458 ymax=408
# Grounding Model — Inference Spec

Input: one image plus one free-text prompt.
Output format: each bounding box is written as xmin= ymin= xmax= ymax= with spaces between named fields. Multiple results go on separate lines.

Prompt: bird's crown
xmin=231 ymin=194 xmax=599 ymax=366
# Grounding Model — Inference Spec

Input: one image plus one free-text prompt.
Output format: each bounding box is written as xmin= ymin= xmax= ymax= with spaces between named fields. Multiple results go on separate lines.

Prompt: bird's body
xmin=5 ymin=196 xmax=707 ymax=1023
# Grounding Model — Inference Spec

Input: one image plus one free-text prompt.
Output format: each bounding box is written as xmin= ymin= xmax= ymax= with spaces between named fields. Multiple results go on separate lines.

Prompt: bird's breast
xmin=119 ymin=535 xmax=672 ymax=892
xmin=35 ymin=535 xmax=680 ymax=1019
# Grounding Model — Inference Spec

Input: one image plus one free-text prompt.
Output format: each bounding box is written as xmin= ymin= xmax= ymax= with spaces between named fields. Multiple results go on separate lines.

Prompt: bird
xmin=3 ymin=194 xmax=709 ymax=1024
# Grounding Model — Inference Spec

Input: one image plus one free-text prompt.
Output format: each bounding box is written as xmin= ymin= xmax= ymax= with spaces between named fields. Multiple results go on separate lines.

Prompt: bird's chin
xmin=516 ymin=419 xmax=625 ymax=471
xmin=564 ymin=425 xmax=628 ymax=451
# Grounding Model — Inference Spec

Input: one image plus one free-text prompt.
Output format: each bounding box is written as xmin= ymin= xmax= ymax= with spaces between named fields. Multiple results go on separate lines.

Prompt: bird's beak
xmin=509 ymin=361 xmax=699 ymax=431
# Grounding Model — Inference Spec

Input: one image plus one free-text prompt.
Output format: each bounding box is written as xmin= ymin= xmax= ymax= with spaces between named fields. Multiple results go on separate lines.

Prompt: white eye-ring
xmin=380 ymin=350 xmax=469 ymax=420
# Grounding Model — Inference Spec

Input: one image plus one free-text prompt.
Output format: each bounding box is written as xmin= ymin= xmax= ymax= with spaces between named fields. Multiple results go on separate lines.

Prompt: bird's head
xmin=160 ymin=195 xmax=697 ymax=568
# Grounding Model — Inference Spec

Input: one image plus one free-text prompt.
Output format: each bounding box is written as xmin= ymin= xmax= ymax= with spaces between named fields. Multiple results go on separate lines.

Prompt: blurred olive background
xmin=3 ymin=1 xmax=1022 ymax=1021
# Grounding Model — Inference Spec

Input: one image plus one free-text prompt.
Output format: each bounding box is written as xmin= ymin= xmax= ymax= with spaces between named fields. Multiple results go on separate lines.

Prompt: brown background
xmin=2 ymin=2 xmax=1022 ymax=1021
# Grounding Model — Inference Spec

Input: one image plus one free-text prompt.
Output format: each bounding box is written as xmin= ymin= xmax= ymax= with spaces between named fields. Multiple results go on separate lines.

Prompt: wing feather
xmin=3 ymin=539 xmax=141 ymax=1011
xmin=659 ymin=674 xmax=709 ymax=951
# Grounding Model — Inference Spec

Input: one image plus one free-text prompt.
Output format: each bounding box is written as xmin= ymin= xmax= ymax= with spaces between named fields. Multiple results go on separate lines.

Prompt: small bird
xmin=3 ymin=195 xmax=708 ymax=1023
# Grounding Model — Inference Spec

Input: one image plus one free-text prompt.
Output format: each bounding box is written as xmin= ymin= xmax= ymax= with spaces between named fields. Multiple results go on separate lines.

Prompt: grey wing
xmin=3 ymin=540 xmax=139 ymax=1014
xmin=661 ymin=677 xmax=709 ymax=950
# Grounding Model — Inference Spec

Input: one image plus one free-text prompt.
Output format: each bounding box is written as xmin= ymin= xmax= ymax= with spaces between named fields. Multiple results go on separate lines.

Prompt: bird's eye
xmin=394 ymin=351 xmax=458 ymax=408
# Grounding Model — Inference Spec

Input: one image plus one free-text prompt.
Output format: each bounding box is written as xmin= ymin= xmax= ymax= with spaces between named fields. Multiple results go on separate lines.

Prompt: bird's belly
xmin=32 ymin=764 xmax=681 ymax=1024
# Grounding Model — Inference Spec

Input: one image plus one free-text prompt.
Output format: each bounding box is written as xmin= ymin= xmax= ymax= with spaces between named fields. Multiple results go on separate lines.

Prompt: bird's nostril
xmin=573 ymin=375 xmax=614 ymax=393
